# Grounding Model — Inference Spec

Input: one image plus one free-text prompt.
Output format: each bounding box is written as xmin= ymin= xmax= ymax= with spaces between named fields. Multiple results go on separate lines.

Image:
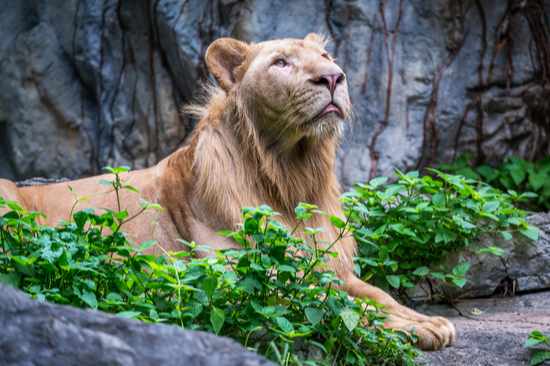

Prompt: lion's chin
xmin=301 ymin=113 xmax=344 ymax=138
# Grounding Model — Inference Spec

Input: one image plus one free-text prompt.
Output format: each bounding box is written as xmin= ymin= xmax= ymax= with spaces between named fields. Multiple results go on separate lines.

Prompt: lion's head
xmin=204 ymin=33 xmax=350 ymax=142
xmin=184 ymin=34 xmax=355 ymax=274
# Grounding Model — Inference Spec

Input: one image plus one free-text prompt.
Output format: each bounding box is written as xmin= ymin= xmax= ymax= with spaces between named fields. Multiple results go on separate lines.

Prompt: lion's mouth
xmin=312 ymin=103 xmax=343 ymax=122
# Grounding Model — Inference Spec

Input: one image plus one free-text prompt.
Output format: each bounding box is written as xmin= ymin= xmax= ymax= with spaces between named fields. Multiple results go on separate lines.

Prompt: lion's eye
xmin=274 ymin=59 xmax=287 ymax=67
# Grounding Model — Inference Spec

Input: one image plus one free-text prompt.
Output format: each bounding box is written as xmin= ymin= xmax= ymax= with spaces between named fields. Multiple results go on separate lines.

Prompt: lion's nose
xmin=312 ymin=73 xmax=345 ymax=99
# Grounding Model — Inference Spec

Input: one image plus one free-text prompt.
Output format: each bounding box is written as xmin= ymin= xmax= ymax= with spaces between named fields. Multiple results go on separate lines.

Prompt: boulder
xmin=0 ymin=282 xmax=276 ymax=366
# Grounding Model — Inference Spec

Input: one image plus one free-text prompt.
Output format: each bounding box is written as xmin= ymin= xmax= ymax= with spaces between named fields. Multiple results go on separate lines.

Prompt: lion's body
xmin=0 ymin=34 xmax=456 ymax=350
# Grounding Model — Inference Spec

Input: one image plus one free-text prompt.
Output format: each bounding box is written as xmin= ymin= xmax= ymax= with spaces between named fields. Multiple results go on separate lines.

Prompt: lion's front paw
xmin=408 ymin=316 xmax=456 ymax=351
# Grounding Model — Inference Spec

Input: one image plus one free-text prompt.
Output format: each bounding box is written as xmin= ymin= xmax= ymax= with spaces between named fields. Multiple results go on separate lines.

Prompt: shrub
xmin=342 ymin=168 xmax=540 ymax=294
xmin=440 ymin=154 xmax=550 ymax=210
xmin=525 ymin=331 xmax=550 ymax=366
xmin=0 ymin=167 xmax=421 ymax=366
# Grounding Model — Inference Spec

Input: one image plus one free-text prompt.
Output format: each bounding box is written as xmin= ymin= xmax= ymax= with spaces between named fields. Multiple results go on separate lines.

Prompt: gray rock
xmin=406 ymin=211 xmax=550 ymax=300
xmin=0 ymin=282 xmax=276 ymax=366
xmin=0 ymin=0 xmax=548 ymax=183
xmin=417 ymin=291 xmax=550 ymax=366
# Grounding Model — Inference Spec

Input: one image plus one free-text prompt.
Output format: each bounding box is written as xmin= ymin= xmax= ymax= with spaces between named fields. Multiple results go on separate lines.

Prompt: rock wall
xmin=0 ymin=0 xmax=548 ymax=183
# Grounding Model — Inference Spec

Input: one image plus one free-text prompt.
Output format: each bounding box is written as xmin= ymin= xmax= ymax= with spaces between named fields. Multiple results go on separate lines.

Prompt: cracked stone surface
xmin=406 ymin=211 xmax=550 ymax=300
xmin=416 ymin=291 xmax=550 ymax=366
xmin=0 ymin=0 xmax=548 ymax=183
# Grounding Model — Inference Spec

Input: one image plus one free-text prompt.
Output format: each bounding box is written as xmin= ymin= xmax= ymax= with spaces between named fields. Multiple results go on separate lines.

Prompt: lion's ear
xmin=205 ymin=38 xmax=250 ymax=93
xmin=304 ymin=32 xmax=329 ymax=49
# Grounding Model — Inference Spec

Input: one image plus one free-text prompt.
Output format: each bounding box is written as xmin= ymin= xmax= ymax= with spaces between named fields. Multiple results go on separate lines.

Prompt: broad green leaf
xmin=510 ymin=168 xmax=526 ymax=186
xmin=531 ymin=350 xmax=550 ymax=366
xmin=330 ymin=215 xmax=346 ymax=229
xmin=276 ymin=316 xmax=295 ymax=334
xmin=481 ymin=201 xmax=499 ymax=213
xmin=452 ymin=263 xmax=469 ymax=277
xmin=114 ymin=209 xmax=129 ymax=220
xmin=386 ymin=275 xmax=400 ymax=289
xmin=520 ymin=227 xmax=540 ymax=242
xmin=369 ymin=177 xmax=388 ymax=188
xmin=525 ymin=335 xmax=547 ymax=348
xmin=81 ymin=289 xmax=98 ymax=310
xmin=452 ymin=278 xmax=467 ymax=288
xmin=500 ymin=231 xmax=513 ymax=240
xmin=210 ymin=307 xmax=225 ymax=335
xmin=305 ymin=307 xmax=325 ymax=327
xmin=432 ymin=193 xmax=446 ymax=208
xmin=203 ymin=277 xmax=218 ymax=299
xmin=529 ymin=173 xmax=545 ymax=191
xmin=340 ymin=310 xmax=360 ymax=332
xmin=140 ymin=241 xmax=157 ymax=250
xmin=412 ymin=267 xmax=429 ymax=276
xmin=277 ymin=265 xmax=295 ymax=272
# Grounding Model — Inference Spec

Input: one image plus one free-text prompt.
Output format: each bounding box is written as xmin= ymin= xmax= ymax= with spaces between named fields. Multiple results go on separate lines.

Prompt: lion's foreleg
xmin=342 ymin=272 xmax=456 ymax=351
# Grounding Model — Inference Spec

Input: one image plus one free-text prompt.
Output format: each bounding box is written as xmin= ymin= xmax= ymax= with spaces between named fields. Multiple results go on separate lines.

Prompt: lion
xmin=0 ymin=33 xmax=455 ymax=350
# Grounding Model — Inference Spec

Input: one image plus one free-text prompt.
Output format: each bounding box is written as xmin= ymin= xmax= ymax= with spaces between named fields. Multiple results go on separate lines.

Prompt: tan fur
xmin=0 ymin=34 xmax=456 ymax=350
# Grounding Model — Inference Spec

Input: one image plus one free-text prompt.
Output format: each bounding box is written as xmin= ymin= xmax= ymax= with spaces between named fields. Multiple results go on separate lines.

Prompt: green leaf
xmin=412 ymin=267 xmax=429 ymax=276
xmin=369 ymin=177 xmax=388 ymax=188
xmin=452 ymin=263 xmax=469 ymax=277
xmin=210 ymin=307 xmax=225 ymax=335
xmin=531 ymin=350 xmax=550 ymax=366
xmin=276 ymin=265 xmax=295 ymax=272
xmin=432 ymin=193 xmax=446 ymax=208
xmin=481 ymin=201 xmax=499 ymax=213
xmin=330 ymin=215 xmax=346 ymax=229
xmin=500 ymin=231 xmax=513 ymax=240
xmin=139 ymin=241 xmax=157 ymax=250
xmin=430 ymin=272 xmax=445 ymax=280
xmin=452 ymin=278 xmax=467 ymax=288
xmin=536 ymin=156 xmax=550 ymax=175
xmin=520 ymin=227 xmax=539 ymax=242
xmin=525 ymin=335 xmax=547 ymax=348
xmin=340 ymin=310 xmax=360 ymax=332
xmin=529 ymin=173 xmax=545 ymax=191
xmin=276 ymin=316 xmax=295 ymax=334
xmin=305 ymin=307 xmax=325 ymax=327
xmin=122 ymin=185 xmax=141 ymax=194
xmin=510 ymin=168 xmax=526 ymax=186
xmin=204 ymin=277 xmax=218 ymax=299
xmin=386 ymin=275 xmax=401 ymax=289
xmin=81 ymin=289 xmax=98 ymax=310
xmin=114 ymin=209 xmax=129 ymax=220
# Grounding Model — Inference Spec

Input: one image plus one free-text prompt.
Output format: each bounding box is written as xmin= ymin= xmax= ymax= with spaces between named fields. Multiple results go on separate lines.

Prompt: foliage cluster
xmin=343 ymin=168 xmax=539 ymax=294
xmin=440 ymin=154 xmax=550 ymax=210
xmin=0 ymin=167 xmax=421 ymax=366
xmin=525 ymin=331 xmax=550 ymax=366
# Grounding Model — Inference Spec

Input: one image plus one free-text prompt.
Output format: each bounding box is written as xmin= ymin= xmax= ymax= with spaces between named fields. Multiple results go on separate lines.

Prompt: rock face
xmin=0 ymin=282 xmax=275 ymax=366
xmin=406 ymin=211 xmax=550 ymax=300
xmin=0 ymin=0 xmax=548 ymax=183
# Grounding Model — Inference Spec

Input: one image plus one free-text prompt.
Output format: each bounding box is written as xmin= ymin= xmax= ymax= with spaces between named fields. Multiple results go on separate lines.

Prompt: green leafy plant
xmin=342 ymin=168 xmax=540 ymax=294
xmin=0 ymin=167 xmax=422 ymax=365
xmin=525 ymin=331 xmax=550 ymax=365
xmin=440 ymin=154 xmax=550 ymax=210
